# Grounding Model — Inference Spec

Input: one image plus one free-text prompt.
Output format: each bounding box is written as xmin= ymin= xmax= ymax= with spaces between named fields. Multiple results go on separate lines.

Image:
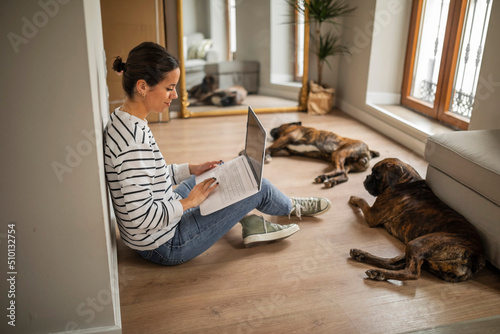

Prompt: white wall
xmin=209 ymin=0 xmax=228 ymax=62
xmin=367 ymin=0 xmax=412 ymax=104
xmin=236 ymin=0 xmax=301 ymax=100
xmin=270 ymin=0 xmax=295 ymax=83
xmin=235 ymin=0 xmax=270 ymax=71
xmin=336 ymin=0 xmax=377 ymax=108
xmin=469 ymin=0 xmax=500 ymax=130
xmin=182 ymin=0 xmax=209 ymax=36
xmin=0 ymin=0 xmax=120 ymax=333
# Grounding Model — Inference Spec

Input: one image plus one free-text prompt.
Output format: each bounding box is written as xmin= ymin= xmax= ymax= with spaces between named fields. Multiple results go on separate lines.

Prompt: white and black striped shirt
xmin=104 ymin=108 xmax=190 ymax=250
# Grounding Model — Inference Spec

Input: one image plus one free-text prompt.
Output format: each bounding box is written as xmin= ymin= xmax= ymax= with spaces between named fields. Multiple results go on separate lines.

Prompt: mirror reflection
xmin=177 ymin=0 xmax=309 ymax=117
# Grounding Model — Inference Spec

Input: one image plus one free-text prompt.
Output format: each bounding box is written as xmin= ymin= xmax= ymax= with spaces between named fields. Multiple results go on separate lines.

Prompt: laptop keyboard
xmin=216 ymin=162 xmax=246 ymax=202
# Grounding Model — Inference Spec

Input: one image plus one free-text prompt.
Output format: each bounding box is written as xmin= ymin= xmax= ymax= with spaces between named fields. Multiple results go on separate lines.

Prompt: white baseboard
xmin=53 ymin=325 xmax=122 ymax=334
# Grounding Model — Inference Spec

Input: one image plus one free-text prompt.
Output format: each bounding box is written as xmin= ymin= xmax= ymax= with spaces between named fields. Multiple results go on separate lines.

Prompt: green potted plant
xmin=287 ymin=0 xmax=356 ymax=114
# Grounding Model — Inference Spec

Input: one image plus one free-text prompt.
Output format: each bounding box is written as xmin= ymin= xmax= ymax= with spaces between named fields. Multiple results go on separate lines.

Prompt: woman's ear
xmin=135 ymin=79 xmax=148 ymax=98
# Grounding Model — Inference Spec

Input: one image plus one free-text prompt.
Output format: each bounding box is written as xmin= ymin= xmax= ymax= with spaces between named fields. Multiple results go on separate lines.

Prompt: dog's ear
xmin=386 ymin=161 xmax=422 ymax=189
xmin=211 ymin=75 xmax=218 ymax=86
xmin=386 ymin=163 xmax=403 ymax=189
xmin=203 ymin=75 xmax=217 ymax=85
xmin=296 ymin=122 xmax=302 ymax=126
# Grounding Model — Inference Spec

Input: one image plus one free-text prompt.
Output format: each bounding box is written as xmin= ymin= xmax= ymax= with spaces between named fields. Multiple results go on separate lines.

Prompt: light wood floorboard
xmin=117 ymin=110 xmax=500 ymax=334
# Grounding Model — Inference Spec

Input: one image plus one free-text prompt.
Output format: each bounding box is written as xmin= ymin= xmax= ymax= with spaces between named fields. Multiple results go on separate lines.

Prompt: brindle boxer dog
xmin=188 ymin=75 xmax=218 ymax=100
xmin=348 ymin=158 xmax=485 ymax=282
xmin=191 ymin=85 xmax=248 ymax=107
xmin=266 ymin=122 xmax=379 ymax=188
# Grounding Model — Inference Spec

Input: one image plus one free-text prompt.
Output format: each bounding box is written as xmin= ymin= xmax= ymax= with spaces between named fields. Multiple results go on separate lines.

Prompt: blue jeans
xmin=137 ymin=176 xmax=292 ymax=265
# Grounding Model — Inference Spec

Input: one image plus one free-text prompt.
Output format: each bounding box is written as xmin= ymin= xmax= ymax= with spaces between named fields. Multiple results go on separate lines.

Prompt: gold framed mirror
xmin=175 ymin=0 xmax=309 ymax=118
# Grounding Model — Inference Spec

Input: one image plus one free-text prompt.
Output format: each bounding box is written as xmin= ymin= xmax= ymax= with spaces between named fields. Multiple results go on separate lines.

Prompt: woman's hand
xmin=180 ymin=177 xmax=219 ymax=211
xmin=189 ymin=161 xmax=223 ymax=176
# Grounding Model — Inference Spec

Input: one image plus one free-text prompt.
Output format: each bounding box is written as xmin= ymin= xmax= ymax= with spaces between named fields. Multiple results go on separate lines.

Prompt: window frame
xmin=226 ymin=0 xmax=236 ymax=61
xmin=293 ymin=7 xmax=304 ymax=82
xmin=401 ymin=0 xmax=469 ymax=130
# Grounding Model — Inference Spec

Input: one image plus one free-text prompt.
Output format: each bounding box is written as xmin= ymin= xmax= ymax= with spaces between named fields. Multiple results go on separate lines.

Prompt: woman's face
xmin=144 ymin=67 xmax=180 ymax=113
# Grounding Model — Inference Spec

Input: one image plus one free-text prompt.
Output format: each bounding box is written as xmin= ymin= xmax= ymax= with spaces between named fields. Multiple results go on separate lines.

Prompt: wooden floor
xmin=117 ymin=110 xmax=500 ymax=334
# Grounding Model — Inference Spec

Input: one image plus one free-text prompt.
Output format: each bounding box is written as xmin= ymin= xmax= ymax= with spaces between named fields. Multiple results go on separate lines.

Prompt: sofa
xmin=425 ymin=129 xmax=500 ymax=269
xmin=183 ymin=33 xmax=218 ymax=89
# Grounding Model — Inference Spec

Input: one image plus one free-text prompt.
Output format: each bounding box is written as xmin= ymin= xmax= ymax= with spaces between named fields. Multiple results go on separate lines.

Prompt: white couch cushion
xmin=425 ymin=129 xmax=500 ymax=206
xmin=426 ymin=166 xmax=500 ymax=269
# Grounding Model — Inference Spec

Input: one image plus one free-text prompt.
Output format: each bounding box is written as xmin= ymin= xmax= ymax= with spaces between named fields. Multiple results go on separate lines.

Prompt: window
xmin=227 ymin=0 xmax=237 ymax=61
xmin=294 ymin=7 xmax=305 ymax=81
xmin=401 ymin=0 xmax=493 ymax=130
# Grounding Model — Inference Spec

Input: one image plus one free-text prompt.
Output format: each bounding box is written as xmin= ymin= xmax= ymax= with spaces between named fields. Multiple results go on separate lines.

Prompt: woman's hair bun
xmin=114 ymin=42 xmax=179 ymax=98
xmin=112 ymin=56 xmax=126 ymax=73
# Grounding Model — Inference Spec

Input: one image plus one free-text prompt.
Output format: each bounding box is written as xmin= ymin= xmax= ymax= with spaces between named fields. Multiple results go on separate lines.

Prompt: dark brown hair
xmin=112 ymin=42 xmax=179 ymax=98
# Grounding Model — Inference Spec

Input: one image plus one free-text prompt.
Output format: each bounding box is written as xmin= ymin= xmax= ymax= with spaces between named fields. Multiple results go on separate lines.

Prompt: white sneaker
xmin=241 ymin=215 xmax=300 ymax=247
xmin=289 ymin=197 xmax=331 ymax=219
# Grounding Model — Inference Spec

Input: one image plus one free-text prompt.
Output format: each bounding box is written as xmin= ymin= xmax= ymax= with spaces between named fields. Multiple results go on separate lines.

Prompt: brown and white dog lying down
xmin=188 ymin=75 xmax=248 ymax=107
xmin=192 ymin=85 xmax=248 ymax=107
xmin=188 ymin=75 xmax=218 ymax=100
xmin=348 ymin=158 xmax=486 ymax=282
xmin=266 ymin=122 xmax=379 ymax=188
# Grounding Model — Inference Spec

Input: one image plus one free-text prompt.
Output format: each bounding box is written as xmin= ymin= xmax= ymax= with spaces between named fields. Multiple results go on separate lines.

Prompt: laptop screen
xmin=244 ymin=107 xmax=267 ymax=189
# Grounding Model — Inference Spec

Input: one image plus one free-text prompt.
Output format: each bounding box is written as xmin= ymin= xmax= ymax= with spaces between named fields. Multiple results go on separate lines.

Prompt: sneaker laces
xmin=289 ymin=198 xmax=318 ymax=220
xmin=289 ymin=204 xmax=301 ymax=219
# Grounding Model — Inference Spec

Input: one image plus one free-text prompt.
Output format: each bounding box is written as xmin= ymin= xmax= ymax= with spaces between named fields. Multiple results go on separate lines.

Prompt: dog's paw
xmin=365 ymin=269 xmax=386 ymax=281
xmin=350 ymin=249 xmax=365 ymax=262
xmin=348 ymin=196 xmax=361 ymax=207
xmin=314 ymin=176 xmax=324 ymax=184
xmin=264 ymin=154 xmax=272 ymax=164
xmin=324 ymin=180 xmax=336 ymax=188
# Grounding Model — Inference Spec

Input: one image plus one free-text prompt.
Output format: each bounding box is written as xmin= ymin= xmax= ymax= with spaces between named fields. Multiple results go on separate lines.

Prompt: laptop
xmin=195 ymin=107 xmax=267 ymax=215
